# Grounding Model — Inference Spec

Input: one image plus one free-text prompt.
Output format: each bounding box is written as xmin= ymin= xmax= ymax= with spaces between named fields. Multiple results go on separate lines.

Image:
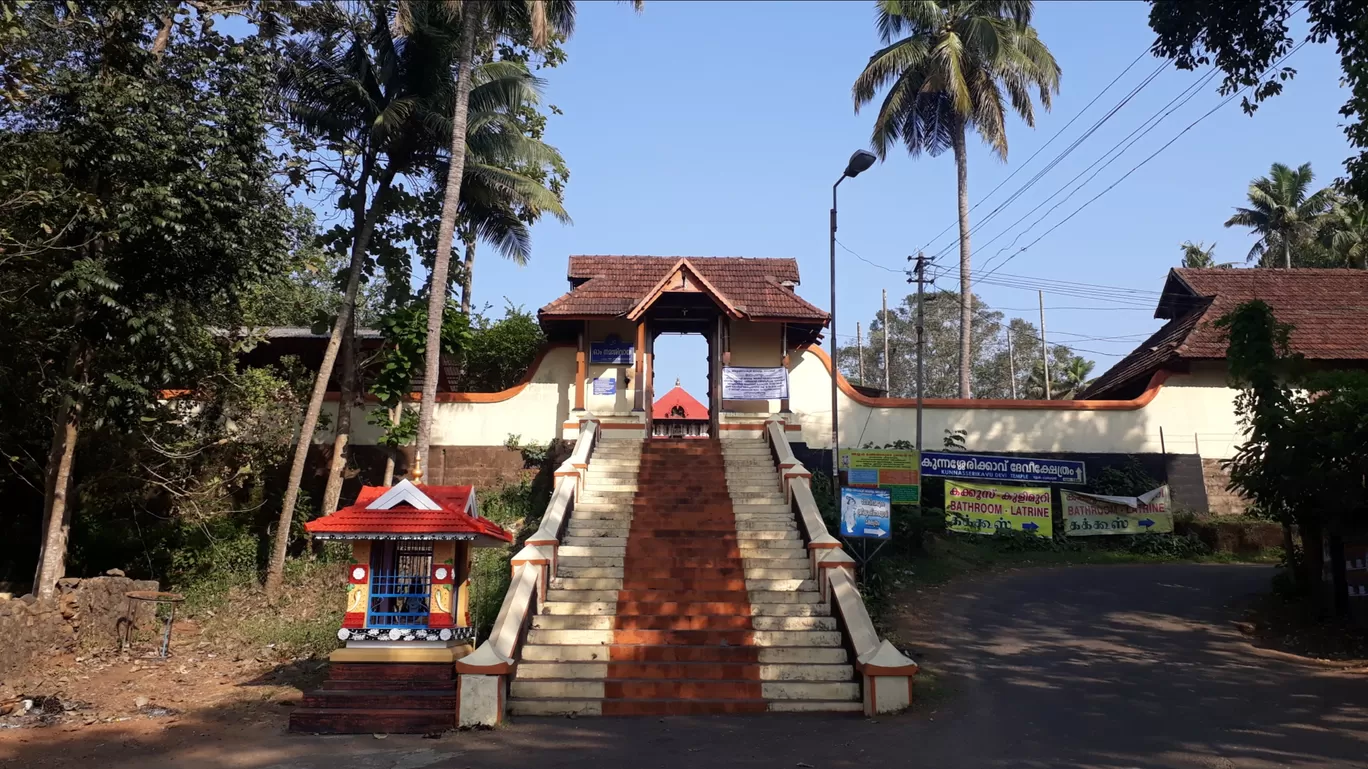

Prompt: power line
xmin=972 ymin=68 xmax=1221 ymax=275
xmin=834 ymin=239 xmax=905 ymax=274
xmin=976 ymin=39 xmax=1311 ymax=282
xmin=915 ymin=46 xmax=1162 ymax=259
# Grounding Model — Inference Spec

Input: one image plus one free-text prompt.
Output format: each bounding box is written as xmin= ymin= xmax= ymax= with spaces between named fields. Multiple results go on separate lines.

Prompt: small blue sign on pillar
xmin=840 ymin=488 xmax=891 ymax=540
xmin=592 ymin=375 xmax=616 ymax=395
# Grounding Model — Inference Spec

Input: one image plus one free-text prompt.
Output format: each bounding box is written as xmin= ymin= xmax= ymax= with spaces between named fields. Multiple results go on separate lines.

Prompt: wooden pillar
xmin=644 ymin=330 xmax=654 ymax=434
xmin=633 ymin=320 xmax=646 ymax=412
xmin=574 ymin=321 xmax=587 ymax=412
xmin=781 ymin=323 xmax=791 ymax=413
xmin=428 ymin=541 xmax=456 ymax=629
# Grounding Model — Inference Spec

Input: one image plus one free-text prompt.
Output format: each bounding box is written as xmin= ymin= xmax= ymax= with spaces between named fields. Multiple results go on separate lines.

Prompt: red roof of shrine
xmin=305 ymin=481 xmax=513 ymax=543
xmin=653 ymin=385 xmax=709 ymax=420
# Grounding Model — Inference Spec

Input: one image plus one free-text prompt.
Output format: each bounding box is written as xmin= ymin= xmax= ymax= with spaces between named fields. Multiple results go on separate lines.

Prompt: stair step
xmin=733 ymin=504 xmax=791 ymax=513
xmin=565 ymin=526 xmax=632 ymax=538
xmin=746 ymin=577 xmax=817 ymax=590
xmin=562 ymin=536 xmax=628 ymax=548
xmin=518 ymin=644 xmax=848 ymax=664
xmin=735 ymin=519 xmax=798 ymax=531
xmin=546 ymin=589 xmax=621 ymax=602
xmin=734 ymin=530 xmax=800 ymax=540
xmin=749 ymin=603 xmax=828 ymax=616
xmin=737 ymin=550 xmax=807 ymax=560
xmin=552 ymin=578 xmax=623 ymax=590
xmin=762 ymin=681 xmax=861 ymax=700
xmin=750 ymin=616 xmax=837 ymax=631
xmin=557 ymin=556 xmax=625 ymax=568
xmin=289 ymin=707 xmax=455 ymax=734
xmin=541 ymin=601 xmax=616 ymax=615
xmin=556 ymin=566 xmax=625 ymax=578
xmin=749 ymin=590 xmax=822 ymax=604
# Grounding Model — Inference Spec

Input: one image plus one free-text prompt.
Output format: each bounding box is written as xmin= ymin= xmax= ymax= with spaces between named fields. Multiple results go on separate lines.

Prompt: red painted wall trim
xmin=801 ymin=346 xmax=1169 ymax=412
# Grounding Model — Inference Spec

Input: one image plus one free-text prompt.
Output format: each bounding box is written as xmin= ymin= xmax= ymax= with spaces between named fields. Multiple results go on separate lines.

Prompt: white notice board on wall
xmin=722 ymin=367 xmax=789 ymax=400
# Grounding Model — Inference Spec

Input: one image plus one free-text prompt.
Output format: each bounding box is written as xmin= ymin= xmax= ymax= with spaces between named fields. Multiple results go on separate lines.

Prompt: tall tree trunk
xmin=265 ymin=165 xmax=395 ymax=598
xmin=381 ymin=401 xmax=402 ymax=486
xmin=1281 ymin=518 xmax=1297 ymax=582
xmin=951 ymin=120 xmax=973 ymax=399
xmin=319 ymin=316 xmax=356 ymax=518
xmin=416 ymin=16 xmax=479 ymax=472
xmin=1300 ymin=518 xmax=1326 ymax=611
xmin=460 ymin=232 xmax=476 ymax=315
xmin=33 ymin=397 xmax=80 ymax=600
xmin=33 ymin=345 xmax=85 ymax=600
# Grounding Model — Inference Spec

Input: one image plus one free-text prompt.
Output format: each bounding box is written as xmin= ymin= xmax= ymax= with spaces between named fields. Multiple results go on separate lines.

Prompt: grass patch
xmin=178 ymin=555 xmax=347 ymax=660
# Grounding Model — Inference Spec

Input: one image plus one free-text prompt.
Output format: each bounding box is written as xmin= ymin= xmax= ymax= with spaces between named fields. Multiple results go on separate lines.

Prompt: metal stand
xmin=121 ymin=591 xmax=185 ymax=658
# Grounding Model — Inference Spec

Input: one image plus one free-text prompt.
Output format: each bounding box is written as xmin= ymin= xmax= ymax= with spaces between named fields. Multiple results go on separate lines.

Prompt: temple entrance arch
xmin=537 ymin=256 xmax=828 ymax=439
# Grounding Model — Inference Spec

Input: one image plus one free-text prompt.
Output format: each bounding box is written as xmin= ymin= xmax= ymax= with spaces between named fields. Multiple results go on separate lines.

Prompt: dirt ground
xmin=4 ymin=564 xmax=1366 ymax=769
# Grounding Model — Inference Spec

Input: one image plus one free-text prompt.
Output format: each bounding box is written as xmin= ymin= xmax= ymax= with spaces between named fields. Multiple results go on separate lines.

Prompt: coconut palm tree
xmin=1225 ymin=162 xmax=1335 ymax=268
xmin=1319 ymin=194 xmax=1368 ymax=269
xmin=1180 ymin=240 xmax=1217 ymax=268
xmin=853 ymin=0 xmax=1060 ymax=399
xmin=1060 ymin=356 xmax=1094 ymax=399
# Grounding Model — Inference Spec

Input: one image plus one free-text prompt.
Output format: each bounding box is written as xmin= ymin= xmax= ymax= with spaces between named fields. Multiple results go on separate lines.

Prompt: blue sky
xmin=459 ymin=1 xmax=1353 ymax=399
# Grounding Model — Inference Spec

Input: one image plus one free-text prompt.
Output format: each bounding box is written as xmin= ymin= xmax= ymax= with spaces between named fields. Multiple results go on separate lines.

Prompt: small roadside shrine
xmin=289 ymin=472 xmax=513 ymax=734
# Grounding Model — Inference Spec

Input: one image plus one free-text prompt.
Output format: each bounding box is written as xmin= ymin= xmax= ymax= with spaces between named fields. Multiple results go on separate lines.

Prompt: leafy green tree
xmin=414 ymin=0 xmax=641 ymax=473
xmin=1224 ymin=162 xmax=1335 ymax=267
xmin=836 ymin=291 xmax=1083 ymax=400
xmin=0 ymin=0 xmax=294 ymax=598
xmin=1319 ymin=194 xmax=1368 ymax=268
xmin=1178 ymin=240 xmax=1232 ymax=268
xmin=1147 ymin=0 xmax=1368 ymax=202
xmin=852 ymin=0 xmax=1060 ymax=399
xmin=1057 ymin=356 xmax=1095 ymax=399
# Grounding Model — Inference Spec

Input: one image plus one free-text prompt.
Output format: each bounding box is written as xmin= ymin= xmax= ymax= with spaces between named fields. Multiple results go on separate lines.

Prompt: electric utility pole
xmin=908 ymin=252 xmax=929 ymax=453
xmin=1006 ymin=324 xmax=1018 ymax=399
xmin=1039 ymin=290 xmax=1051 ymax=400
xmin=856 ymin=322 xmax=864 ymax=384
xmin=881 ymin=289 xmax=890 ymax=395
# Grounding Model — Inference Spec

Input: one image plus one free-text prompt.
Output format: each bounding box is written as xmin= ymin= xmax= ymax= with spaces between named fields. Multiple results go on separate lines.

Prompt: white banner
xmin=722 ymin=367 xmax=789 ymax=400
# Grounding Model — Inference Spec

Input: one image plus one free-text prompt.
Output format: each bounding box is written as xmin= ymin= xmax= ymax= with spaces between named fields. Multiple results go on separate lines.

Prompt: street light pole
xmin=829 ymin=150 xmax=877 ymax=511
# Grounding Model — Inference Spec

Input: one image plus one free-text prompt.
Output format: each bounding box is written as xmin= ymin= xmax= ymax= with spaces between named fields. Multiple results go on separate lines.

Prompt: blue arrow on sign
xmin=1138 ymin=518 xmax=1155 ymax=528
xmin=1021 ymin=522 xmax=1039 ymax=532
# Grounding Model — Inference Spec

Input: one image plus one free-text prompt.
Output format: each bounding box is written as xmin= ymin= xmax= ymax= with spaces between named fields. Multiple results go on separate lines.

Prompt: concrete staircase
xmin=722 ymin=436 xmax=860 ymax=712
xmin=507 ymin=436 xmax=858 ymax=716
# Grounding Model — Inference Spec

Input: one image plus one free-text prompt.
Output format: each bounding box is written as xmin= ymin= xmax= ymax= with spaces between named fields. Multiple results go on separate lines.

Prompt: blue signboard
xmin=592 ymin=375 xmax=616 ymax=395
xmin=721 ymin=366 xmax=789 ymax=400
xmin=921 ymin=451 xmax=1086 ymax=485
xmin=840 ymin=488 xmax=891 ymax=540
xmin=590 ymin=338 xmax=635 ymax=365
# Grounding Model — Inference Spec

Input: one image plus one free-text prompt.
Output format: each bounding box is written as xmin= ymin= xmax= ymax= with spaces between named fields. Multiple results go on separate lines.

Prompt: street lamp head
xmin=843 ymin=150 xmax=878 ymax=178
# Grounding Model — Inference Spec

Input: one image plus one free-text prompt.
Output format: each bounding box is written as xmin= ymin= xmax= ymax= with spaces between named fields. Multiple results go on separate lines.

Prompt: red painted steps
xmin=289 ymin=662 xmax=455 ymax=734
xmin=606 ymin=439 xmax=763 ymax=713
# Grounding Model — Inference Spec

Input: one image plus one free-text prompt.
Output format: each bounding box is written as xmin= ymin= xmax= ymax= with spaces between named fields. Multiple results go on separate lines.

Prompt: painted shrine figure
xmin=289 ymin=466 xmax=513 ymax=734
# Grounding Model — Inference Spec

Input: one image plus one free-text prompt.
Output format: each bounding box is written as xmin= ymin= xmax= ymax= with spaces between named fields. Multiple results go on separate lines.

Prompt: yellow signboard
xmin=839 ymin=449 xmax=921 ymax=503
xmin=1062 ymin=486 xmax=1174 ymax=536
xmin=944 ymin=480 xmax=1053 ymax=538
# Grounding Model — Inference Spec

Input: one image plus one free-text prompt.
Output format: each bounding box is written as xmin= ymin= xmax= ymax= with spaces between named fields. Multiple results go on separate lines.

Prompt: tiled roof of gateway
xmin=1081 ymin=268 xmax=1368 ymax=398
xmin=539 ymin=256 xmax=828 ymax=322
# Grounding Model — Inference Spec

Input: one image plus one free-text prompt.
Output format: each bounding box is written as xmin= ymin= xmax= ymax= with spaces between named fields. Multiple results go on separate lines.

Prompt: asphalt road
xmin=8 ymin=563 xmax=1366 ymax=769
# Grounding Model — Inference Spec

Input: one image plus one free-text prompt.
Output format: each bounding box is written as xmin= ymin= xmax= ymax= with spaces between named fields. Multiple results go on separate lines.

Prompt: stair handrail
xmin=455 ymin=419 xmax=599 ymax=727
xmin=760 ymin=420 xmax=920 ymax=715
xmin=763 ymin=420 xmax=840 ymax=559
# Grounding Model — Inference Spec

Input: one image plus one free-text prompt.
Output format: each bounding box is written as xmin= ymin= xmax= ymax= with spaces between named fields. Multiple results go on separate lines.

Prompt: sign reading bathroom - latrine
xmin=944 ymin=480 xmax=1054 ymax=537
xmin=839 ymin=449 xmax=921 ymax=504
xmin=840 ymin=487 xmax=891 ymax=539
xmin=921 ymin=451 xmax=1086 ymax=485
xmin=590 ymin=337 xmax=634 ymax=365
xmin=721 ymin=366 xmax=789 ymax=400
xmin=1062 ymin=486 xmax=1173 ymax=536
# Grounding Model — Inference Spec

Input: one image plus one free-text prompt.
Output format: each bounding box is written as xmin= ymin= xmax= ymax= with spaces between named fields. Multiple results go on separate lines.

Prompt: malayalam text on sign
xmin=721 ymin=367 xmax=789 ymax=400
xmin=944 ymin=480 xmax=1053 ymax=538
xmin=840 ymin=487 xmax=891 ymax=540
xmin=590 ymin=339 xmax=634 ymax=365
xmin=839 ymin=449 xmax=921 ymax=504
xmin=921 ymin=451 xmax=1086 ymax=485
xmin=1062 ymin=486 xmax=1173 ymax=536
